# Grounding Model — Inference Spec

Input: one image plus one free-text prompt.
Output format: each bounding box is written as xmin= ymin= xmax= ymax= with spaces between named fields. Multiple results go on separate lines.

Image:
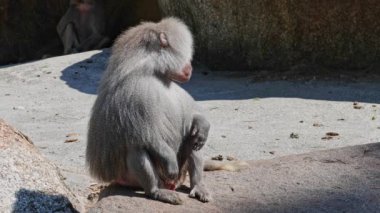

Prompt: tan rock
xmin=0 ymin=119 xmax=80 ymax=212
xmin=88 ymin=143 xmax=380 ymax=212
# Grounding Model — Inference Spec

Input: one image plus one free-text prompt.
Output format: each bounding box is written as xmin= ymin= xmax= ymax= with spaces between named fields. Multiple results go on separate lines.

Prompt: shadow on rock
xmin=183 ymin=71 xmax=380 ymax=103
xmin=12 ymin=188 xmax=79 ymax=213
xmin=97 ymin=184 xmax=193 ymax=203
xmin=98 ymin=184 xmax=147 ymax=201
xmin=60 ymin=49 xmax=380 ymax=103
xmin=60 ymin=49 xmax=109 ymax=95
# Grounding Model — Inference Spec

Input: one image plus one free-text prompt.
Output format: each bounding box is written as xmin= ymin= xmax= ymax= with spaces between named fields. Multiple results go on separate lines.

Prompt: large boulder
xmin=0 ymin=119 xmax=80 ymax=212
xmin=158 ymin=0 xmax=380 ymax=70
xmin=88 ymin=143 xmax=380 ymax=212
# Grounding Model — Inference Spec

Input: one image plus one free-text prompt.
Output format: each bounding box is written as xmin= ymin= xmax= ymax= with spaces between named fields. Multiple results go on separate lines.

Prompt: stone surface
xmin=0 ymin=50 xmax=379 ymax=210
xmin=0 ymin=119 xmax=80 ymax=212
xmin=88 ymin=143 xmax=380 ymax=212
xmin=158 ymin=0 xmax=380 ymax=70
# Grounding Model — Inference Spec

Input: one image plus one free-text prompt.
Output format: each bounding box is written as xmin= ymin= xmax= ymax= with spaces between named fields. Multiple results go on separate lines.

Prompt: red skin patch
xmin=164 ymin=182 xmax=176 ymax=191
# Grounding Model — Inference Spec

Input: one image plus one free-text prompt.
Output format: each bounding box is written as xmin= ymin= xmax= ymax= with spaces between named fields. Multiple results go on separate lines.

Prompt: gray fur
xmin=86 ymin=17 xmax=211 ymax=204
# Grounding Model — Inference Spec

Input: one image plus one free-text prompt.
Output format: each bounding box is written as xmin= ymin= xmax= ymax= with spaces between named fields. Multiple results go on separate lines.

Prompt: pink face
xmin=169 ymin=63 xmax=192 ymax=83
xmin=159 ymin=32 xmax=193 ymax=83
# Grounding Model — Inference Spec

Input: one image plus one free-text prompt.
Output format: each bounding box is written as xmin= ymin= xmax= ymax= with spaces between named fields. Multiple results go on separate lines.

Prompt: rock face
xmin=158 ymin=0 xmax=380 ymax=70
xmin=88 ymin=143 xmax=380 ymax=212
xmin=0 ymin=119 xmax=80 ymax=212
xmin=3 ymin=1 xmax=379 ymax=70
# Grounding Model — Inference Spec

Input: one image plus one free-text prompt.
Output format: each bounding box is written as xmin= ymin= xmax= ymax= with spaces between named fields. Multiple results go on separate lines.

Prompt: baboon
xmin=86 ymin=17 xmax=211 ymax=204
xmin=57 ymin=0 xmax=110 ymax=54
xmin=86 ymin=17 xmax=247 ymax=205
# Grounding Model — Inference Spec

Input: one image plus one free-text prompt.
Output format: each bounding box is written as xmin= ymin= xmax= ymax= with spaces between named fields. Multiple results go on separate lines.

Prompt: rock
xmin=103 ymin=0 xmax=161 ymax=40
xmin=12 ymin=106 xmax=25 ymax=111
xmin=0 ymin=0 xmax=160 ymax=64
xmin=88 ymin=143 xmax=380 ymax=212
xmin=0 ymin=119 xmax=80 ymax=212
xmin=0 ymin=0 xmax=68 ymax=64
xmin=158 ymin=0 xmax=380 ymax=70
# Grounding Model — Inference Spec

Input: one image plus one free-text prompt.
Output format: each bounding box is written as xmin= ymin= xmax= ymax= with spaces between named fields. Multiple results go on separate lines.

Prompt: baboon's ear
xmin=144 ymin=30 xmax=162 ymax=51
xmin=159 ymin=32 xmax=169 ymax=48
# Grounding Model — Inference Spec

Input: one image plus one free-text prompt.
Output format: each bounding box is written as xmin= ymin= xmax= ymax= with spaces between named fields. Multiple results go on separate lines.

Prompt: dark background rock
xmin=158 ymin=0 xmax=380 ymax=70
xmin=0 ymin=0 xmax=68 ymax=64
xmin=88 ymin=143 xmax=380 ymax=212
xmin=2 ymin=1 xmax=380 ymax=71
xmin=103 ymin=0 xmax=161 ymax=41
xmin=0 ymin=0 xmax=160 ymax=65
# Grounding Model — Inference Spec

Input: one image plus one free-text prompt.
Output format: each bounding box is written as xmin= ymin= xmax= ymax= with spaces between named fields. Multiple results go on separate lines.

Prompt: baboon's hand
xmin=190 ymin=114 xmax=210 ymax=151
xmin=190 ymin=126 xmax=208 ymax=151
xmin=192 ymin=136 xmax=206 ymax=151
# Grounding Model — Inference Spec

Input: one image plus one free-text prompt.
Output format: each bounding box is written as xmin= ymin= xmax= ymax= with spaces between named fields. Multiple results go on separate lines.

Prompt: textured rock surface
xmin=158 ymin=0 xmax=380 ymax=70
xmin=0 ymin=119 xmax=80 ymax=212
xmin=89 ymin=143 xmax=380 ymax=212
xmin=0 ymin=51 xmax=379 ymax=210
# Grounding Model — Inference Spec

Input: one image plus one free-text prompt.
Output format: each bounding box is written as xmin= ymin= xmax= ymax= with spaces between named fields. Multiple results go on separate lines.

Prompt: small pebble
xmin=211 ymin=155 xmax=223 ymax=161
xmin=65 ymin=138 xmax=79 ymax=143
xmin=326 ymin=132 xmax=339 ymax=136
xmin=13 ymin=106 xmax=25 ymax=110
xmin=290 ymin=133 xmax=299 ymax=139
